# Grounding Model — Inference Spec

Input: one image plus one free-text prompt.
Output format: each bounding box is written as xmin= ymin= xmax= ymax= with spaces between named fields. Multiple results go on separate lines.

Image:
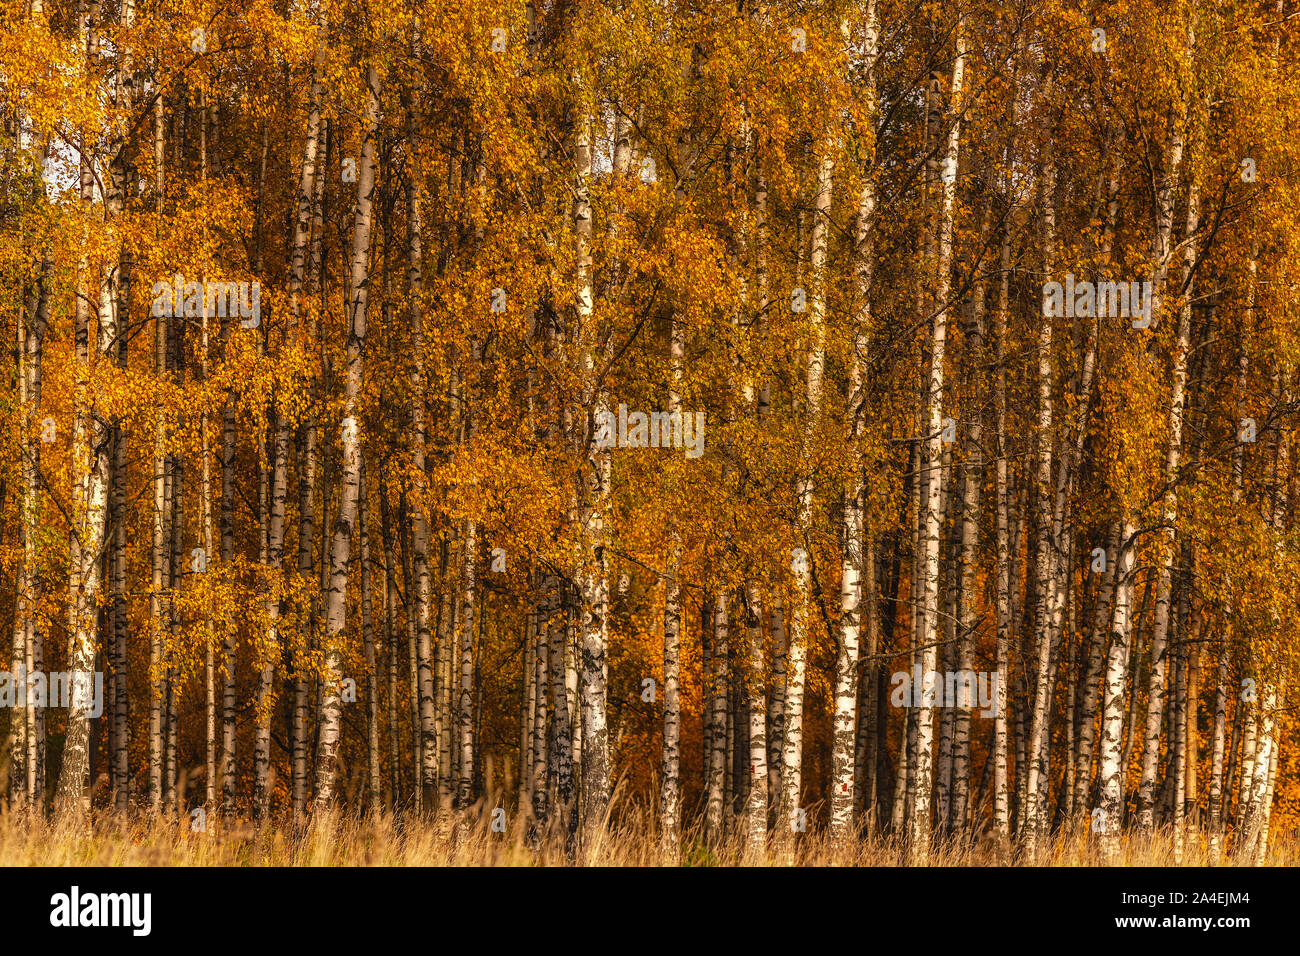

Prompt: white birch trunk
xmin=313 ymin=63 xmax=381 ymax=809
xmin=783 ymin=146 xmax=834 ymax=850
xmin=660 ymin=317 xmax=684 ymax=861
xmin=1097 ymin=522 xmax=1138 ymax=862
xmin=572 ymin=93 xmax=610 ymax=849
xmin=1138 ymin=103 xmax=1195 ymax=831
xmin=1024 ymin=148 xmax=1058 ymax=856
xmin=911 ymin=26 xmax=966 ymax=858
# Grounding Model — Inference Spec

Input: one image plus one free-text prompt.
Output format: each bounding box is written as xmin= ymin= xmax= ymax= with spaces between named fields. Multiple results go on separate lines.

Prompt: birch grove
xmin=0 ymin=0 xmax=1298 ymax=866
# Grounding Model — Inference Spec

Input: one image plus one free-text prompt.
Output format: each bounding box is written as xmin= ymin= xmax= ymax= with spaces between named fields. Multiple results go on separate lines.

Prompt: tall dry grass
xmin=0 ymin=809 xmax=1294 ymax=866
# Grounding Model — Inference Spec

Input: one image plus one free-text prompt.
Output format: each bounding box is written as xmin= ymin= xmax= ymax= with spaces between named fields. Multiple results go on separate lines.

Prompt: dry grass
xmin=1 ymin=809 xmax=1294 ymax=866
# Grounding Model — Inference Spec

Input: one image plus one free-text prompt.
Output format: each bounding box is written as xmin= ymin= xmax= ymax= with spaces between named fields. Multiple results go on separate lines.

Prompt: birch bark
xmin=313 ymin=63 xmax=381 ymax=809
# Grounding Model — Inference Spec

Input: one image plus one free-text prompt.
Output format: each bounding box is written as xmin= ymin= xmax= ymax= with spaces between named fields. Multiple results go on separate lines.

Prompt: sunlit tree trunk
xmin=1097 ymin=522 xmax=1138 ymax=863
xmin=992 ymin=212 xmax=1012 ymax=849
xmin=911 ymin=23 xmax=966 ymax=859
xmin=1137 ymin=103 xmax=1192 ymax=831
xmin=831 ymin=0 xmax=879 ymax=847
xmin=571 ymin=91 xmax=610 ymax=850
xmin=660 ymin=316 xmax=684 ymax=861
xmin=706 ymin=593 xmax=728 ymax=842
xmin=148 ymin=88 xmax=169 ymax=815
xmin=359 ymin=464 xmax=381 ymax=811
xmin=58 ymin=10 xmax=114 ymax=814
xmin=313 ymin=63 xmax=381 ymax=809
xmin=457 ymin=518 xmax=477 ymax=811
xmin=783 ymin=145 xmax=834 ymax=852
xmin=1024 ymin=144 xmax=1058 ymax=857
xmin=13 ymin=254 xmax=48 ymax=814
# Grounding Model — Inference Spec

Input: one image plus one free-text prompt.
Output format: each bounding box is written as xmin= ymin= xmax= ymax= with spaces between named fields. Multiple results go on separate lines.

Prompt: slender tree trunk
xmin=520 ymin=611 xmax=536 ymax=812
xmin=768 ymin=598 xmax=786 ymax=814
xmin=10 ymin=0 xmax=55 ymax=820
xmin=380 ymin=487 xmax=401 ymax=808
xmin=109 ymin=103 xmax=135 ymax=811
xmin=219 ymin=276 xmax=238 ymax=815
xmin=359 ymin=465 xmax=381 ymax=811
xmin=992 ymin=204 xmax=1013 ymax=850
xmin=952 ymin=196 xmax=991 ymax=836
xmin=457 ymin=519 xmax=477 ymax=810
xmin=437 ymin=553 xmax=455 ymax=808
xmin=783 ymin=145 xmax=834 ymax=850
xmin=911 ymin=24 xmax=966 ymax=858
xmin=1075 ymin=522 xmax=1118 ymax=810
xmin=1138 ymin=102 xmax=1193 ymax=831
xmin=405 ymin=113 xmax=438 ymax=814
xmin=659 ymin=316 xmax=684 ymax=861
xmin=313 ymin=63 xmax=381 ymax=809
xmin=58 ymin=16 xmax=114 ymax=812
xmin=830 ymin=0 xmax=879 ymax=846
xmin=14 ymin=275 xmax=49 ymax=814
xmin=706 ymin=593 xmax=728 ymax=841
xmin=254 ymin=403 xmax=289 ymax=815
xmin=549 ymin=584 xmax=575 ymax=840
xmin=1024 ymin=144 xmax=1058 ymax=857
xmin=148 ymin=89 xmax=169 ymax=814
xmin=571 ymin=92 xmax=610 ymax=850
xmin=1097 ymin=522 xmax=1138 ymax=862
xmin=855 ymin=537 xmax=880 ymax=834
xmin=531 ymin=609 xmax=548 ymax=825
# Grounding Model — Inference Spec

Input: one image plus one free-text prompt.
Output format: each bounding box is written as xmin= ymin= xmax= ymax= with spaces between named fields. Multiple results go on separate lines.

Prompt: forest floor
xmin=0 ymin=810 xmax=1294 ymax=866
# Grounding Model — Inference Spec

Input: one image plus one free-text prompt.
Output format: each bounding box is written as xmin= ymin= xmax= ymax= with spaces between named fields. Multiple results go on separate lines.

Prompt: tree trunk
xmin=659 ymin=315 xmax=684 ymax=861
xmin=405 ymin=112 xmax=438 ymax=814
xmin=58 ymin=17 xmax=114 ymax=813
xmin=783 ymin=144 xmax=834 ymax=849
xmin=359 ymin=464 xmax=381 ymax=811
xmin=313 ymin=63 xmax=381 ymax=809
xmin=572 ymin=92 xmax=610 ymax=850
xmin=992 ymin=205 xmax=1013 ymax=849
xmin=911 ymin=24 xmax=966 ymax=858
xmin=1024 ymin=144 xmax=1058 ymax=856
xmin=1097 ymin=522 xmax=1138 ymax=862
xmin=1137 ymin=103 xmax=1192 ymax=831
